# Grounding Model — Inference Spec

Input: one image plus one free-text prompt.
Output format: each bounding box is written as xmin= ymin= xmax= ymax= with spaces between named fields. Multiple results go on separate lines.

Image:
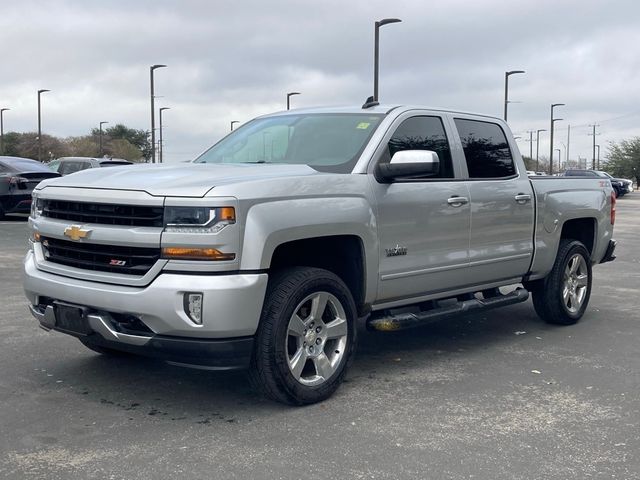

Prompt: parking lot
xmin=0 ymin=195 xmax=638 ymax=479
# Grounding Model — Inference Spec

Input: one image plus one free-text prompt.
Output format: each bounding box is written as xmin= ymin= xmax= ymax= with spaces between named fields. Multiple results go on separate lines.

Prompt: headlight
xmin=30 ymin=193 xmax=43 ymax=219
xmin=163 ymin=206 xmax=235 ymax=234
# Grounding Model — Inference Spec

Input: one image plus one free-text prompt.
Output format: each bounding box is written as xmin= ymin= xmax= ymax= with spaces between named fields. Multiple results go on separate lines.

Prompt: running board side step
xmin=366 ymin=288 xmax=529 ymax=332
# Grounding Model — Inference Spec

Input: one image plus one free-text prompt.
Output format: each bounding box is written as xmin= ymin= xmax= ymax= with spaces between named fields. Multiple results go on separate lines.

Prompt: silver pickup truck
xmin=24 ymin=105 xmax=617 ymax=404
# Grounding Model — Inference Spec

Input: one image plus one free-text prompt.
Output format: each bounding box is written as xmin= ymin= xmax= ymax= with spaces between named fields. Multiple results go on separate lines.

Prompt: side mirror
xmin=377 ymin=150 xmax=440 ymax=182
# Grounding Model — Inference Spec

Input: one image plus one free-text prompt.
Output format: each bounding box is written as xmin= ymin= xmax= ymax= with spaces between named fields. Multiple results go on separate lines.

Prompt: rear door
xmin=369 ymin=112 xmax=471 ymax=302
xmin=452 ymin=117 xmax=534 ymax=284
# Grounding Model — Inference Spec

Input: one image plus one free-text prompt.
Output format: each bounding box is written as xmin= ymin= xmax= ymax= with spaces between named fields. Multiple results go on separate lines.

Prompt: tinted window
xmin=454 ymin=119 xmax=515 ymax=178
xmin=60 ymin=161 xmax=89 ymax=175
xmin=565 ymin=170 xmax=597 ymax=177
xmin=1 ymin=158 xmax=53 ymax=173
xmin=385 ymin=116 xmax=453 ymax=178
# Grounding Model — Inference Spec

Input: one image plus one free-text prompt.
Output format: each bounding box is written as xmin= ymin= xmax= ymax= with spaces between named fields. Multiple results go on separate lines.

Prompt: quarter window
xmin=385 ymin=116 xmax=453 ymax=178
xmin=454 ymin=119 xmax=515 ymax=178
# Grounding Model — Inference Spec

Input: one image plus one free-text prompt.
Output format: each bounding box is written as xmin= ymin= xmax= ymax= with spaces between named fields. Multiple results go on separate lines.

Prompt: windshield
xmin=195 ymin=113 xmax=384 ymax=173
xmin=595 ymin=171 xmax=612 ymax=178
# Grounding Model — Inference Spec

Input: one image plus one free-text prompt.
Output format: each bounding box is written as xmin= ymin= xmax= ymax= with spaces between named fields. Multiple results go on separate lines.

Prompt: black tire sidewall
xmin=536 ymin=240 xmax=593 ymax=325
xmin=557 ymin=243 xmax=592 ymax=320
xmin=257 ymin=267 xmax=357 ymax=404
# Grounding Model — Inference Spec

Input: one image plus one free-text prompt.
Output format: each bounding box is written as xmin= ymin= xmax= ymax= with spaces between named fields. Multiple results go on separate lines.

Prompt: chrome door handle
xmin=514 ymin=194 xmax=532 ymax=204
xmin=447 ymin=196 xmax=469 ymax=207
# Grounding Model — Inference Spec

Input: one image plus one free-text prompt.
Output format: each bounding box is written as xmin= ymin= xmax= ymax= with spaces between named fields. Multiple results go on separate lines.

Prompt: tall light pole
xmin=555 ymin=148 xmax=561 ymax=172
xmin=286 ymin=92 xmax=300 ymax=110
xmin=535 ymin=129 xmax=546 ymax=172
xmin=159 ymin=107 xmax=170 ymax=164
xmin=373 ymin=18 xmax=402 ymax=102
xmin=566 ymin=124 xmax=571 ymax=164
xmin=150 ymin=64 xmax=167 ymax=163
xmin=503 ymin=70 xmax=525 ymax=121
xmin=0 ymin=108 xmax=9 ymax=155
xmin=595 ymin=144 xmax=601 ymax=170
xmin=37 ymin=89 xmax=51 ymax=162
xmin=99 ymin=121 xmax=108 ymax=156
xmin=588 ymin=124 xmax=600 ymax=170
xmin=549 ymin=103 xmax=565 ymax=175
xmin=230 ymin=120 xmax=239 ymax=131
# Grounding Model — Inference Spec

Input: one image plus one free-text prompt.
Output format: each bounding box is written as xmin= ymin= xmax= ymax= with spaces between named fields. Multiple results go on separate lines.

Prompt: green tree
xmin=1 ymin=132 xmax=68 ymax=161
xmin=65 ymin=136 xmax=99 ymax=157
xmin=91 ymin=124 xmax=151 ymax=161
xmin=108 ymin=138 xmax=143 ymax=161
xmin=605 ymin=137 xmax=640 ymax=184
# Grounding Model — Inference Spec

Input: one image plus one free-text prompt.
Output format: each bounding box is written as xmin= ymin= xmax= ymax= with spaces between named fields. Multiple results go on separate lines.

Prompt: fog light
xmin=184 ymin=292 xmax=203 ymax=325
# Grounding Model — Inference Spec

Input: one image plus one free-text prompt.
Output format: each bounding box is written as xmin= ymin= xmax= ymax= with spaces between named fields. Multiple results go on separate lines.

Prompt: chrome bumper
xmin=29 ymin=304 xmax=151 ymax=346
xmin=24 ymin=250 xmax=268 ymax=339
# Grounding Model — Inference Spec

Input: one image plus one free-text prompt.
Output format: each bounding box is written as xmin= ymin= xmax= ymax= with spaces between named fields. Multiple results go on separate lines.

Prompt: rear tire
xmin=530 ymin=239 xmax=592 ymax=325
xmin=249 ymin=267 xmax=357 ymax=405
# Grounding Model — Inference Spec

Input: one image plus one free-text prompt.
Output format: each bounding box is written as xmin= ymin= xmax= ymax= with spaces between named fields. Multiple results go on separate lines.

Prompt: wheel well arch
xmin=269 ymin=235 xmax=367 ymax=314
xmin=560 ymin=217 xmax=596 ymax=255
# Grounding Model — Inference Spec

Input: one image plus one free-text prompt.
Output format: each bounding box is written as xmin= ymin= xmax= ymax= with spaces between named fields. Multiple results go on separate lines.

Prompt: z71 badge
xmin=385 ymin=245 xmax=407 ymax=257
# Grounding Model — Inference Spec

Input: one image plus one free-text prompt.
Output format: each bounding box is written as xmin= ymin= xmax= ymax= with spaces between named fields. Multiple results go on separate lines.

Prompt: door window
xmin=384 ymin=116 xmax=454 ymax=178
xmin=454 ymin=119 xmax=516 ymax=178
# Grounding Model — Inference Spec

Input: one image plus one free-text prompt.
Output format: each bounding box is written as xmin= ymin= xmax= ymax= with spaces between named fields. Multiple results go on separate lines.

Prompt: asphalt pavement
xmin=0 ymin=196 xmax=638 ymax=479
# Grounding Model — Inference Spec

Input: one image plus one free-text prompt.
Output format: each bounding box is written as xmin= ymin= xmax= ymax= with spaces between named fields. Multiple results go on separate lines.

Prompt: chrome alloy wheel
xmin=563 ymin=254 xmax=589 ymax=314
xmin=286 ymin=292 xmax=348 ymax=386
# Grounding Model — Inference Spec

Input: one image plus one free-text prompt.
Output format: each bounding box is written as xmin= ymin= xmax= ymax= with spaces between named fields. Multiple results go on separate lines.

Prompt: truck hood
xmin=37 ymin=163 xmax=321 ymax=197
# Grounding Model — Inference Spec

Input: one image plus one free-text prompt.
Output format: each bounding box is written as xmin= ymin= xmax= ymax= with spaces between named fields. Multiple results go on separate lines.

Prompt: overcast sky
xmin=1 ymin=0 xmax=638 ymax=165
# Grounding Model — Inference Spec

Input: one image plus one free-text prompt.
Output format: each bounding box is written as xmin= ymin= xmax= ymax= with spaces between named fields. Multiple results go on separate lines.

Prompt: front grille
xmin=42 ymin=200 xmax=164 ymax=227
xmin=41 ymin=237 xmax=160 ymax=275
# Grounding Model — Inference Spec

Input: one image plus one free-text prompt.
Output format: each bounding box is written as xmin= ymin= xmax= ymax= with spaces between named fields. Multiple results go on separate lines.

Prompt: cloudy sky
xmin=1 ymin=0 xmax=638 ymax=165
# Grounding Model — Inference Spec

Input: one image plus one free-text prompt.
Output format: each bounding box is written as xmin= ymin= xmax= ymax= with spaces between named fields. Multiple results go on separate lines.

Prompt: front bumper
xmin=28 ymin=303 xmax=254 ymax=369
xmin=24 ymin=250 xmax=268 ymax=367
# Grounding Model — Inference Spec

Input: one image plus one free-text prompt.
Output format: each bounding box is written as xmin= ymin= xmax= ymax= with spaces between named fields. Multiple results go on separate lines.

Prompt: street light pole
xmin=0 ymin=108 xmax=9 ymax=155
xmin=150 ymin=64 xmax=167 ymax=163
xmin=99 ymin=121 xmax=108 ymax=156
xmin=503 ymin=70 xmax=525 ymax=121
xmin=535 ymin=129 xmax=546 ymax=172
xmin=373 ymin=18 xmax=402 ymax=102
xmin=230 ymin=120 xmax=239 ymax=131
xmin=159 ymin=107 xmax=170 ymax=164
xmin=555 ymin=148 xmax=562 ymax=172
xmin=595 ymin=144 xmax=601 ymax=170
xmin=286 ymin=92 xmax=300 ymax=110
xmin=37 ymin=89 xmax=50 ymax=162
xmin=549 ymin=103 xmax=565 ymax=175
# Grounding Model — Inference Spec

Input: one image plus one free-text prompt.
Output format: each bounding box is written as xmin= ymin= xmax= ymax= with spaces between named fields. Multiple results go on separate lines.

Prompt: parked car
xmin=48 ymin=157 xmax=133 ymax=176
xmin=0 ymin=156 xmax=60 ymax=219
xmin=24 ymin=105 xmax=616 ymax=404
xmin=563 ymin=169 xmax=632 ymax=197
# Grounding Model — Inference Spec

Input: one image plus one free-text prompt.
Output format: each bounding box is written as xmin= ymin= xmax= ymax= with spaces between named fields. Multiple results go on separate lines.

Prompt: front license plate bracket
xmin=53 ymin=302 xmax=93 ymax=336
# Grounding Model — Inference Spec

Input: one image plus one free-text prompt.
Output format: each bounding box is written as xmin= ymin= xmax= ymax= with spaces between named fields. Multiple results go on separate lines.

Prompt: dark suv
xmin=563 ymin=169 xmax=632 ymax=197
xmin=47 ymin=157 xmax=133 ymax=176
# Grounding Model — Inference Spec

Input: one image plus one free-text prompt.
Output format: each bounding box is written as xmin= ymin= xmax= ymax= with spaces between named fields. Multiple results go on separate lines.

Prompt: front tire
xmin=249 ymin=267 xmax=357 ymax=405
xmin=531 ymin=239 xmax=592 ymax=325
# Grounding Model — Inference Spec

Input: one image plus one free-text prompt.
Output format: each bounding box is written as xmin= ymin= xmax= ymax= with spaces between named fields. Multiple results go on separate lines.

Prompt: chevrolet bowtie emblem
xmin=64 ymin=225 xmax=91 ymax=241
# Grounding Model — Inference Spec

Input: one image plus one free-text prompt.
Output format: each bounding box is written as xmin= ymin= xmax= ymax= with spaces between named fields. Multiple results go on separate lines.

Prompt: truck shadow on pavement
xmin=42 ymin=301 xmax=561 ymax=418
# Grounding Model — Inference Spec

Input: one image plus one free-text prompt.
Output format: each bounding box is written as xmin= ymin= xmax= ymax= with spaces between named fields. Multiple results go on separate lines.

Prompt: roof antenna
xmin=362 ymin=96 xmax=379 ymax=109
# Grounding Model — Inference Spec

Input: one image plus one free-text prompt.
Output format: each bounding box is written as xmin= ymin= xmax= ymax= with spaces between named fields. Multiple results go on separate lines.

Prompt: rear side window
xmin=386 ymin=116 xmax=453 ymax=178
xmin=454 ymin=119 xmax=515 ymax=178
